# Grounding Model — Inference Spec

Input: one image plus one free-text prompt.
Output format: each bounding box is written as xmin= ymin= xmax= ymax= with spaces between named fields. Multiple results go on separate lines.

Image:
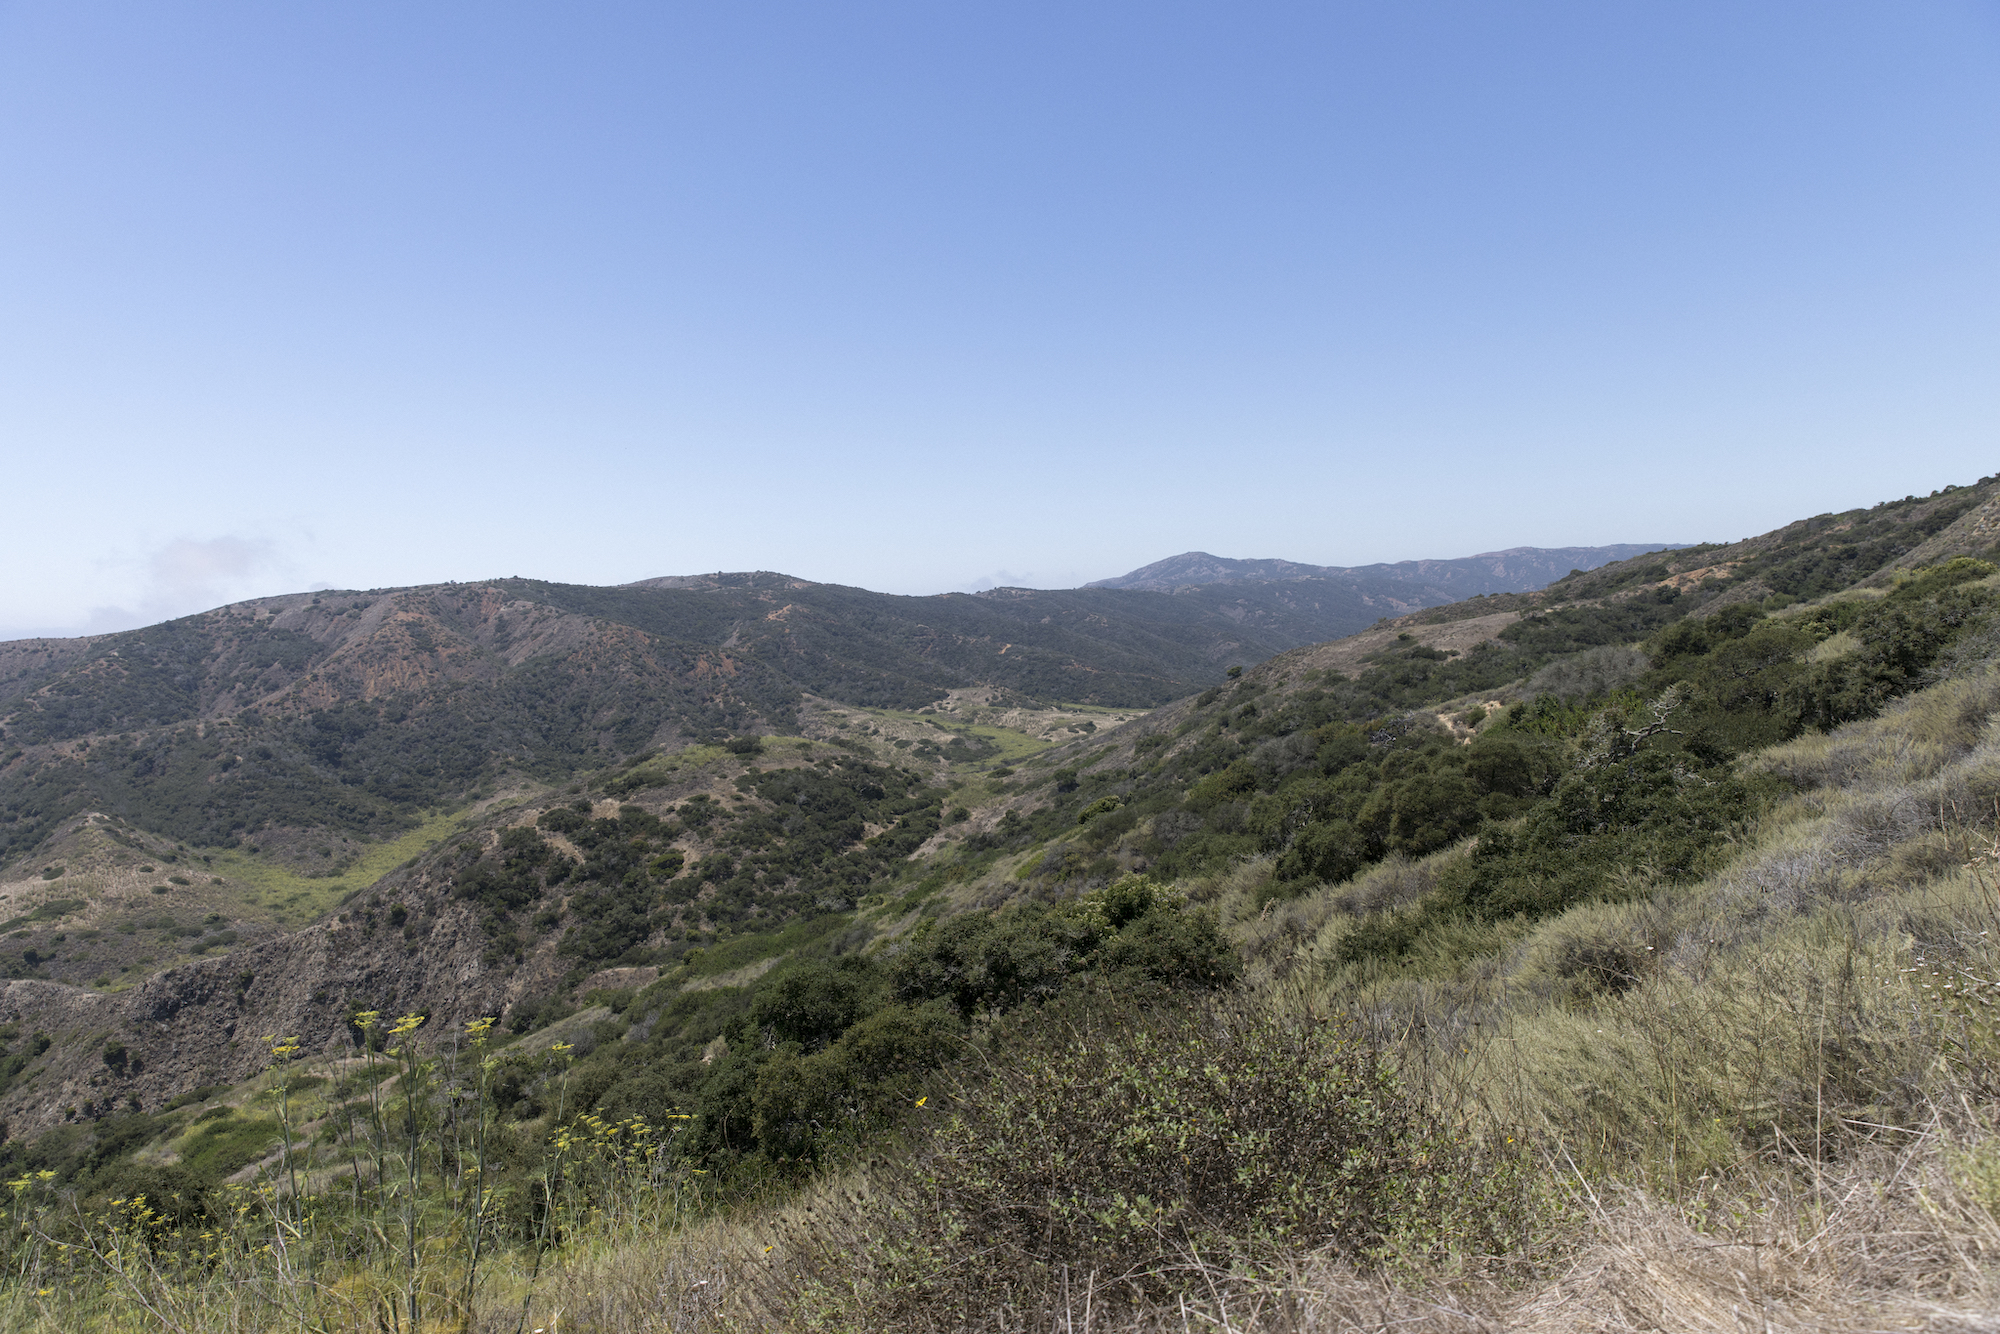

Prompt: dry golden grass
xmin=458 ymin=1154 xmax=2000 ymax=1333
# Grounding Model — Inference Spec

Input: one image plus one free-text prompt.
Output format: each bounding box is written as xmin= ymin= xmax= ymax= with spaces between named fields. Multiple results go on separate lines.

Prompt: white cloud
xmin=956 ymin=569 xmax=1037 ymax=593
xmin=145 ymin=536 xmax=279 ymax=607
xmin=0 ymin=536 xmax=295 ymax=640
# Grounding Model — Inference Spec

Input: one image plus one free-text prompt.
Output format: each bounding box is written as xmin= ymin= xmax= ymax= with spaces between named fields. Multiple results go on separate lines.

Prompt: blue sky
xmin=2 ymin=2 xmax=1997 ymax=638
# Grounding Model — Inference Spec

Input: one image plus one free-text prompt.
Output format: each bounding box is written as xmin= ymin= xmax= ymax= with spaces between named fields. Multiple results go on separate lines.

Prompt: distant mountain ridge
xmin=0 ymin=567 xmax=1508 ymax=866
xmin=0 ymin=541 xmax=1689 ymax=868
xmin=1088 ymin=544 xmax=1683 ymax=597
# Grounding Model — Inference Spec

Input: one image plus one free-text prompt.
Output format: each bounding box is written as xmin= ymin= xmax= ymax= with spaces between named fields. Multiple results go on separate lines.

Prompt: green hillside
xmin=1 ymin=475 xmax=1998 ymax=1331
xmin=0 ymin=550 xmax=1648 ymax=869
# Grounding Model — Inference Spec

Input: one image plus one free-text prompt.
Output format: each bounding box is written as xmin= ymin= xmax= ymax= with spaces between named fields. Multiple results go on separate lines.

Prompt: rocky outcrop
xmin=0 ymin=858 xmax=570 ymax=1136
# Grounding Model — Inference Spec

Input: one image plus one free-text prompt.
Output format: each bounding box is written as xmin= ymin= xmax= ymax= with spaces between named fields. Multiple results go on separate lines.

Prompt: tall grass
xmin=0 ymin=1014 xmax=704 ymax=1333
xmin=1278 ymin=671 xmax=2000 ymax=1173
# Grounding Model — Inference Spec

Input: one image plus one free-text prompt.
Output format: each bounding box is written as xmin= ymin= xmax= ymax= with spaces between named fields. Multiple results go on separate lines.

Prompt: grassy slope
xmin=468 ymin=621 xmax=2000 ymax=1332
xmin=484 ymin=488 xmax=2000 ymax=1327
xmin=201 ymin=807 xmax=487 ymax=924
xmin=7 ymin=478 xmax=2000 ymax=1330
xmin=254 ymin=658 xmax=1983 ymax=1334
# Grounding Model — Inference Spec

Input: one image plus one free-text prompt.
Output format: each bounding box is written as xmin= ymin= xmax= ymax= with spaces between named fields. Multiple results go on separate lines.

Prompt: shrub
xmin=752 ymin=959 xmax=877 ymax=1051
xmin=1889 ymin=556 xmax=1996 ymax=602
xmin=750 ymin=1000 xmax=962 ymax=1163
xmin=1786 ymin=581 xmax=1997 ymax=731
xmin=1275 ymin=816 xmax=1369 ymax=886
xmin=1525 ymin=646 xmax=1649 ymax=700
xmin=891 ymin=909 xmax=1086 ymax=1018
xmin=891 ymin=878 xmax=1236 ymax=1017
xmin=176 ymin=1112 xmax=281 ymax=1178
xmin=1076 ymin=795 xmax=1122 ymax=824
xmin=871 ymin=991 xmax=1548 ymax=1317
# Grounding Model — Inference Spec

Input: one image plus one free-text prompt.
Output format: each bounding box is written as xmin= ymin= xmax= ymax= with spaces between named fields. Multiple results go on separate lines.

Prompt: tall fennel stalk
xmin=514 ymin=1039 xmax=577 ymax=1334
xmin=387 ymin=1012 xmax=429 ymax=1333
xmin=461 ymin=1016 xmax=499 ymax=1319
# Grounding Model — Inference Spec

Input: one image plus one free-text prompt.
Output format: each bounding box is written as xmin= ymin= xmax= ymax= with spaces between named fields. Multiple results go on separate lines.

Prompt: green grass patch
xmin=205 ymin=809 xmax=479 ymax=925
xmin=682 ymin=913 xmax=855 ymax=979
xmin=331 ymin=1063 xmax=398 ymax=1098
xmin=175 ymin=1111 xmax=281 ymax=1178
xmin=0 ymin=898 xmax=88 ymax=933
xmin=856 ymin=708 xmax=1071 ymax=768
xmin=602 ymin=744 xmax=731 ymax=795
xmin=951 ymin=723 xmax=1060 ymax=764
xmin=893 ymin=886 xmax=938 ymax=914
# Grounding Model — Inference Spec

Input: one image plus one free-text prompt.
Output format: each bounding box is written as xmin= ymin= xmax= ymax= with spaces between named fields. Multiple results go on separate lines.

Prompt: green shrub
xmin=1888 ymin=556 xmax=1995 ymax=602
xmin=876 ymin=992 xmax=1549 ymax=1315
xmin=752 ymin=958 xmax=878 ymax=1051
xmin=1076 ymin=795 xmax=1122 ymax=825
xmin=750 ymin=1000 xmax=962 ymax=1163
xmin=1339 ymin=699 xmax=1759 ymax=968
xmin=1785 ymin=581 xmax=1997 ymax=730
xmin=891 ymin=878 xmax=1235 ymax=1018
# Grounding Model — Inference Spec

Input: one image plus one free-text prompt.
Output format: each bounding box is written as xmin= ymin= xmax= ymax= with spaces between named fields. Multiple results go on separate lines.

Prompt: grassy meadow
xmin=202 ymin=808 xmax=487 ymax=925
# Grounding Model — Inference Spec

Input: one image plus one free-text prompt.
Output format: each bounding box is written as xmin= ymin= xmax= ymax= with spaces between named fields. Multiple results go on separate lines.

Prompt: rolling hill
xmin=0 ymin=476 xmax=1988 ymax=1141
xmin=4 ymin=473 xmax=2000 ymax=1334
xmin=1085 ymin=542 xmax=1679 ymax=595
xmin=0 ymin=545 xmax=1675 ymax=870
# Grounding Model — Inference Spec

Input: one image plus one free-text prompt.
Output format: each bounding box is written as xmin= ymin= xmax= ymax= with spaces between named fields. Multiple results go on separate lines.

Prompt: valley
xmin=1 ymin=485 xmax=1997 ymax=1330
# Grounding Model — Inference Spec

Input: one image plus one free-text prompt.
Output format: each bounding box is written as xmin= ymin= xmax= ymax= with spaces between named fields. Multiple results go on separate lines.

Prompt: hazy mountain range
xmin=0 ymin=541 xmax=1681 ymax=875
xmin=1086 ymin=544 xmax=1681 ymax=595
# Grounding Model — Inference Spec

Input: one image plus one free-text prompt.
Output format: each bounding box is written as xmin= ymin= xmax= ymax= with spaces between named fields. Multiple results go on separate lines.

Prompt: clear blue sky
xmin=3 ymin=2 xmax=1997 ymax=638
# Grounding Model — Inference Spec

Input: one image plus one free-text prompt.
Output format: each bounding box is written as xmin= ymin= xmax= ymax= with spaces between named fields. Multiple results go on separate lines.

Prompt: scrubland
xmin=7 ymin=527 xmax=2000 ymax=1332
xmin=3 ymin=671 xmax=1998 ymax=1332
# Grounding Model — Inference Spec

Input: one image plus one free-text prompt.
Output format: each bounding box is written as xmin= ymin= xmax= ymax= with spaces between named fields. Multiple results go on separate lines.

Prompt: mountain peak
xmin=1087 ymin=544 xmax=1684 ymax=596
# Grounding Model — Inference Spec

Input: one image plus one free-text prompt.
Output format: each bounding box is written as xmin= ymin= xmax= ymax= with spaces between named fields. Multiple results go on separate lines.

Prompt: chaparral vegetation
xmin=1 ymin=479 xmax=1998 ymax=1330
